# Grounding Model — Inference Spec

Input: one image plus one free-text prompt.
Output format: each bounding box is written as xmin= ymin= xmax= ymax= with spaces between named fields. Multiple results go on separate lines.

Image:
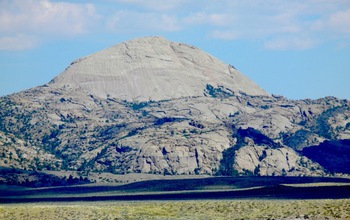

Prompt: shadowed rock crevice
xmin=302 ymin=139 xmax=350 ymax=174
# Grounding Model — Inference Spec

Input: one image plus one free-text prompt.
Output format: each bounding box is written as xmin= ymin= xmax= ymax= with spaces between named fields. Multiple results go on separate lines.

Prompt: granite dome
xmin=51 ymin=36 xmax=269 ymax=101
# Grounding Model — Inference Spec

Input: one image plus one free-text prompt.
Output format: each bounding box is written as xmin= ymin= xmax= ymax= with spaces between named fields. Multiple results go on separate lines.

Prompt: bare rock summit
xmin=51 ymin=36 xmax=268 ymax=101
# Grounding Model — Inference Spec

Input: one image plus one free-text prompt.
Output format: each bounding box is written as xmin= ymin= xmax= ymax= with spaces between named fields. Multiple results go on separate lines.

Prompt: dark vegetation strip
xmin=1 ymin=176 xmax=350 ymax=197
xmin=1 ymin=185 xmax=350 ymax=204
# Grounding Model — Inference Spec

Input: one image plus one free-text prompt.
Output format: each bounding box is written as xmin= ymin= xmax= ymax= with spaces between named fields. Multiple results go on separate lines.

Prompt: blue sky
xmin=1 ymin=0 xmax=349 ymax=100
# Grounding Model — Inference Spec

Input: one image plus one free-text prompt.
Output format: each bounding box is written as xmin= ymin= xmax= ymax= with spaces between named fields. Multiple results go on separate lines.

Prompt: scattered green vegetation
xmin=282 ymin=129 xmax=313 ymax=150
xmin=312 ymin=106 xmax=349 ymax=139
xmin=154 ymin=117 xmax=186 ymax=126
xmin=216 ymin=147 xmax=239 ymax=176
xmin=126 ymin=100 xmax=155 ymax=110
xmin=217 ymin=127 xmax=281 ymax=176
xmin=188 ymin=120 xmax=205 ymax=129
xmin=346 ymin=122 xmax=350 ymax=130
xmin=205 ymin=84 xmax=234 ymax=98
xmin=1 ymin=199 xmax=349 ymax=220
xmin=0 ymin=167 xmax=90 ymax=187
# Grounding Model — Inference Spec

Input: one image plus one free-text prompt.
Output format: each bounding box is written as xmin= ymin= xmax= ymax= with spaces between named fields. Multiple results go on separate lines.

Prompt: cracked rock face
xmin=1 ymin=37 xmax=350 ymax=179
xmin=234 ymin=145 xmax=325 ymax=176
xmin=50 ymin=36 xmax=268 ymax=101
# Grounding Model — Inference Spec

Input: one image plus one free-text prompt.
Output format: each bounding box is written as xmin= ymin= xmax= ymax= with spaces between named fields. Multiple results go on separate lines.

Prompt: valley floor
xmin=1 ymin=199 xmax=349 ymax=219
xmin=1 ymin=176 xmax=350 ymax=219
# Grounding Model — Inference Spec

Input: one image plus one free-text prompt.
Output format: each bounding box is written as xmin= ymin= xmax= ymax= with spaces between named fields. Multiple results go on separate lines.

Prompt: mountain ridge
xmin=0 ymin=37 xmax=349 ymax=185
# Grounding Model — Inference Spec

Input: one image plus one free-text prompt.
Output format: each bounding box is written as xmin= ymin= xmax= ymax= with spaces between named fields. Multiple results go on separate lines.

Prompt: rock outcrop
xmin=0 ymin=37 xmax=349 ymax=181
xmin=50 ymin=36 xmax=268 ymax=101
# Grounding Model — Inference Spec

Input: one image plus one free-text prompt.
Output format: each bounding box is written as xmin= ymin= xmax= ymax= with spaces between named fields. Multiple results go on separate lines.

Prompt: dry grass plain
xmin=1 ymin=199 xmax=349 ymax=220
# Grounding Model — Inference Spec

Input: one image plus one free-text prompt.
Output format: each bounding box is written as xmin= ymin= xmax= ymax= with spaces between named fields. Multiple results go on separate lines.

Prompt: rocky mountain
xmin=51 ymin=37 xmax=267 ymax=101
xmin=0 ymin=36 xmax=349 ymax=183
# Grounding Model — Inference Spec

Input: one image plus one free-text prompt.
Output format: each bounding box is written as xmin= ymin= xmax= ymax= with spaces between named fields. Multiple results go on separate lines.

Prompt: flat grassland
xmin=1 ymin=199 xmax=349 ymax=219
